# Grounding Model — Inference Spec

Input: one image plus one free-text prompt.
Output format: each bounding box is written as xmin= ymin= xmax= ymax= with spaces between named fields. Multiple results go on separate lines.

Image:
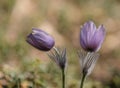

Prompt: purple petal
xmin=80 ymin=21 xmax=97 ymax=51
xmin=26 ymin=34 xmax=42 ymax=50
xmin=93 ymin=25 xmax=106 ymax=51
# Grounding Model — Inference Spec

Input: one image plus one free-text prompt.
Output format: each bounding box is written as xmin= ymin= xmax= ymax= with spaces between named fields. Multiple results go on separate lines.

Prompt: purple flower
xmin=26 ymin=28 xmax=55 ymax=51
xmin=80 ymin=21 xmax=106 ymax=52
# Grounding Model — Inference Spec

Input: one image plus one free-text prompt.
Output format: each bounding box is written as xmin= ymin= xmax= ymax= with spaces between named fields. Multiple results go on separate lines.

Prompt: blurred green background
xmin=0 ymin=0 xmax=120 ymax=88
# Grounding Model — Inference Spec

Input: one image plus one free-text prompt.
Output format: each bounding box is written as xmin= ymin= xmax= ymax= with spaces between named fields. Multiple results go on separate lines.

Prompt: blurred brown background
xmin=0 ymin=0 xmax=120 ymax=88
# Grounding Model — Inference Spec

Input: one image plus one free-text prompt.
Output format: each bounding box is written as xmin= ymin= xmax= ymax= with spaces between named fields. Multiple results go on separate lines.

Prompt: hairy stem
xmin=62 ymin=69 xmax=65 ymax=88
xmin=80 ymin=73 xmax=86 ymax=88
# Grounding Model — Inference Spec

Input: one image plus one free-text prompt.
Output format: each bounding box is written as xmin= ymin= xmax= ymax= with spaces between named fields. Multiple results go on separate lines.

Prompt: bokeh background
xmin=0 ymin=0 xmax=120 ymax=88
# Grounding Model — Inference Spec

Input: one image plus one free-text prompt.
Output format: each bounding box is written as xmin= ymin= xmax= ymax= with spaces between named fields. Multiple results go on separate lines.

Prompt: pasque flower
xmin=80 ymin=21 xmax=106 ymax=52
xmin=26 ymin=28 xmax=55 ymax=51
xmin=79 ymin=21 xmax=106 ymax=88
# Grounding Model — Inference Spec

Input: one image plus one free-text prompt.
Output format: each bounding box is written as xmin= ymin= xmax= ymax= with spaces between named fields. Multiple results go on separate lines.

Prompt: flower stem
xmin=17 ymin=78 xmax=21 ymax=88
xmin=80 ymin=73 xmax=86 ymax=88
xmin=62 ymin=69 xmax=65 ymax=88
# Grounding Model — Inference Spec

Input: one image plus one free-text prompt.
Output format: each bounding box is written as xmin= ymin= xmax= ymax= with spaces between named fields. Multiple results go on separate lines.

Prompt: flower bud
xmin=26 ymin=28 xmax=55 ymax=51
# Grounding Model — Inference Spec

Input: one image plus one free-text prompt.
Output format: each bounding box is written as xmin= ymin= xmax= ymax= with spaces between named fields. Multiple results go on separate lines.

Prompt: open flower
xmin=80 ymin=21 xmax=106 ymax=52
xmin=26 ymin=28 xmax=55 ymax=51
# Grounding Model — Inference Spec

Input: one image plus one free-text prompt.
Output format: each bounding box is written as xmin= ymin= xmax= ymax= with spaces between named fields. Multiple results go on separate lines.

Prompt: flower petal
xmin=93 ymin=25 xmax=106 ymax=51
